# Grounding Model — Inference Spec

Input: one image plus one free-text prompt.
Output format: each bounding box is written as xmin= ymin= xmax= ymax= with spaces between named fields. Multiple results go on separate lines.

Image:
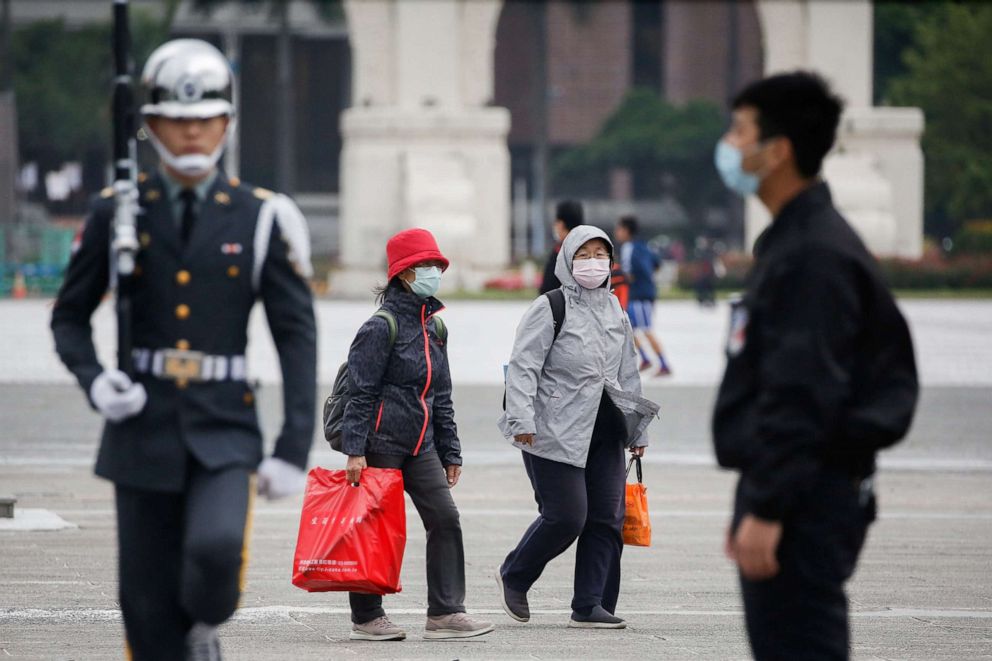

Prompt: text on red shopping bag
xmin=292 ymin=466 xmax=406 ymax=594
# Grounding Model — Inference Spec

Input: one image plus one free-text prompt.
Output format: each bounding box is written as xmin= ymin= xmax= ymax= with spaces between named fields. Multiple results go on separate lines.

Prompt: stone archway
xmin=750 ymin=0 xmax=924 ymax=258
xmin=333 ymin=0 xmax=511 ymax=294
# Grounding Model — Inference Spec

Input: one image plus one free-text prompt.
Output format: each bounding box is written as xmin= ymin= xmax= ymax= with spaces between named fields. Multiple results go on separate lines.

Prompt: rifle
xmin=111 ymin=0 xmax=138 ymax=376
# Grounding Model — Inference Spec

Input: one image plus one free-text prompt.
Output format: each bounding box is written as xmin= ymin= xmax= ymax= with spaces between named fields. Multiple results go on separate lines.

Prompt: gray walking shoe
xmin=424 ymin=612 xmax=495 ymax=639
xmin=350 ymin=615 xmax=407 ymax=641
xmin=568 ymin=605 xmax=627 ymax=629
xmin=185 ymin=622 xmax=222 ymax=661
xmin=495 ymin=567 xmax=530 ymax=622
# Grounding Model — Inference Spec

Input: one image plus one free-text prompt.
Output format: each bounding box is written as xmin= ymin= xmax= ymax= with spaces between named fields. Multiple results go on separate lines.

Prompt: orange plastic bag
xmin=623 ymin=456 xmax=651 ymax=547
xmin=292 ymin=466 xmax=406 ymax=594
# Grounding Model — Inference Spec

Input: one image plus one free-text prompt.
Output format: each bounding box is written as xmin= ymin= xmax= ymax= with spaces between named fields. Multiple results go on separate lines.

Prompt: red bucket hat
xmin=386 ymin=228 xmax=450 ymax=281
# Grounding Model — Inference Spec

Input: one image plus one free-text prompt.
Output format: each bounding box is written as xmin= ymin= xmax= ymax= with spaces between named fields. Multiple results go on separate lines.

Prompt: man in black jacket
xmin=711 ymin=72 xmax=918 ymax=660
xmin=51 ymin=40 xmax=316 ymax=660
xmin=538 ymin=200 xmax=584 ymax=294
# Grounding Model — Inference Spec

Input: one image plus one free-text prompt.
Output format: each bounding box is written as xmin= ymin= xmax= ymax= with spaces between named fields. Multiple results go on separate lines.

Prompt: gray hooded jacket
xmin=498 ymin=225 xmax=660 ymax=467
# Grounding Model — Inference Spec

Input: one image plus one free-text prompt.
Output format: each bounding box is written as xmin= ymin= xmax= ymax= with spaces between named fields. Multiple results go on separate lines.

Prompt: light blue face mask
xmin=714 ymin=140 xmax=760 ymax=196
xmin=409 ymin=266 xmax=442 ymax=298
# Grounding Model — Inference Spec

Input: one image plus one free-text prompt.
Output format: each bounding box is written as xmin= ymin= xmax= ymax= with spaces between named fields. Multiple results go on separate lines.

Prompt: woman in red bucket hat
xmin=337 ymin=227 xmax=494 ymax=642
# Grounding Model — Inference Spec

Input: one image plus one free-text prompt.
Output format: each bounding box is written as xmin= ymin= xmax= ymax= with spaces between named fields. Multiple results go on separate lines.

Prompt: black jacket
xmin=340 ymin=288 xmax=461 ymax=466
xmin=538 ymin=244 xmax=561 ymax=294
xmin=51 ymin=172 xmax=317 ymax=492
xmin=712 ymin=182 xmax=918 ymax=520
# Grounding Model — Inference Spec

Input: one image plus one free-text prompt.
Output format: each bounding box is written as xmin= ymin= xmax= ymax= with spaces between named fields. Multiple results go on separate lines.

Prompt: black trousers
xmin=736 ymin=469 xmax=876 ymax=661
xmin=349 ymin=450 xmax=466 ymax=623
xmin=115 ymin=459 xmax=252 ymax=660
xmin=501 ymin=421 xmax=626 ymax=614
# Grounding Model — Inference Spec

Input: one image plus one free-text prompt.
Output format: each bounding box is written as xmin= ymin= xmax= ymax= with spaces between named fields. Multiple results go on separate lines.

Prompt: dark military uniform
xmin=712 ymin=182 xmax=918 ymax=660
xmin=51 ymin=171 xmax=316 ymax=659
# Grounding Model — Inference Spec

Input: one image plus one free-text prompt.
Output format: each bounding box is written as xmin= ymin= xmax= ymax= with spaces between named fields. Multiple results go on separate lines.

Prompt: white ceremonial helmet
xmin=140 ymin=39 xmax=235 ymax=176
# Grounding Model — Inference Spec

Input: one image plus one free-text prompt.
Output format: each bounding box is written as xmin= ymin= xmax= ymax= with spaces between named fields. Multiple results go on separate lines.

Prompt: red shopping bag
xmin=292 ymin=466 xmax=406 ymax=594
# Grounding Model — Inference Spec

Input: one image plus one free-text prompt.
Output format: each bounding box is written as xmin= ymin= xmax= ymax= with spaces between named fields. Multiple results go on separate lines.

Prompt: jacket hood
xmin=555 ymin=224 xmax=614 ymax=288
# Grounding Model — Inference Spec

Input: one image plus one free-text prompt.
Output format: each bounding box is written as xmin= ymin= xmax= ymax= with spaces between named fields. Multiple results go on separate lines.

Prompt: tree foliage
xmin=884 ymin=3 xmax=992 ymax=236
xmin=551 ymin=89 xmax=725 ymax=219
xmin=12 ymin=12 xmax=171 ymax=170
xmin=873 ymin=0 xmax=947 ymax=105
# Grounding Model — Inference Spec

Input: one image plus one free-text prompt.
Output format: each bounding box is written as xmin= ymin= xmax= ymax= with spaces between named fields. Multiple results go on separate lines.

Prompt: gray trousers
xmin=115 ymin=460 xmax=251 ymax=660
xmin=349 ymin=450 xmax=466 ymax=623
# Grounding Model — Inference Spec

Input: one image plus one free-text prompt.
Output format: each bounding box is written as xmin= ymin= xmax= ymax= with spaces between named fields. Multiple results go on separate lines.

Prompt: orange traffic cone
xmin=11 ymin=270 xmax=27 ymax=299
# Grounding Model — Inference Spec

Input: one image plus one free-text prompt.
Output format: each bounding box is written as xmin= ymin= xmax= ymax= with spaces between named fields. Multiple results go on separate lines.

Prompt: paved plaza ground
xmin=1 ymin=298 xmax=990 ymax=659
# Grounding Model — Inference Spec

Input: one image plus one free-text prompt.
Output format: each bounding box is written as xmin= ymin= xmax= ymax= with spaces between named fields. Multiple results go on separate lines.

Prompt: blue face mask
xmin=714 ymin=140 xmax=760 ymax=196
xmin=409 ymin=266 xmax=442 ymax=298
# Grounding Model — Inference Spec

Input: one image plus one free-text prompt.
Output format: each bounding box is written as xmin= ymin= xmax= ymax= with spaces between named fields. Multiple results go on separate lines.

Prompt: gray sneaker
xmin=185 ymin=622 xmax=222 ymax=661
xmin=350 ymin=615 xmax=407 ymax=641
xmin=568 ymin=605 xmax=626 ymax=629
xmin=424 ymin=612 xmax=495 ymax=640
xmin=495 ymin=567 xmax=530 ymax=622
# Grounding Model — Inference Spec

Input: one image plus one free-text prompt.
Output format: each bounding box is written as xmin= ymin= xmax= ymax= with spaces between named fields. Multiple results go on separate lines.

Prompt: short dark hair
xmin=618 ymin=215 xmax=638 ymax=237
xmin=555 ymin=200 xmax=584 ymax=230
xmin=732 ymin=71 xmax=843 ymax=178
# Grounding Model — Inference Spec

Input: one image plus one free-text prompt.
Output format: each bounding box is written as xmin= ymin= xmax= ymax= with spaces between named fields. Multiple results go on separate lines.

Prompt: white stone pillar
xmin=335 ymin=0 xmax=511 ymax=295
xmin=750 ymin=0 xmax=924 ymax=258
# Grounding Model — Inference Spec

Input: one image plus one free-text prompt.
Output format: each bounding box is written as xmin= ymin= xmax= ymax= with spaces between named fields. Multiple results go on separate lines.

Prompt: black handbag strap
xmin=626 ymin=455 xmax=643 ymax=483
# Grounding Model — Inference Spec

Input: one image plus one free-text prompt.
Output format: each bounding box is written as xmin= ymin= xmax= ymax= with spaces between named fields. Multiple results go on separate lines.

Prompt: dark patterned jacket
xmin=340 ymin=287 xmax=461 ymax=466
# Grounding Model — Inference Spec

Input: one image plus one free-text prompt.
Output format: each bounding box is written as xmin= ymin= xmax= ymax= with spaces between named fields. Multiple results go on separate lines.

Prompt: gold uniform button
xmin=176 ymin=378 xmax=189 ymax=390
xmin=243 ymin=392 xmax=254 ymax=405
xmin=176 ymin=270 xmax=191 ymax=285
xmin=227 ymin=265 xmax=240 ymax=278
xmin=176 ymin=339 xmax=190 ymax=350
xmin=140 ymin=232 xmax=151 ymax=247
xmin=175 ymin=304 xmax=190 ymax=320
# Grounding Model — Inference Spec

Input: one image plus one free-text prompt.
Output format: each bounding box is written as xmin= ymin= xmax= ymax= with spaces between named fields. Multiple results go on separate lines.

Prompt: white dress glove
xmin=257 ymin=456 xmax=307 ymax=500
xmin=89 ymin=369 xmax=147 ymax=423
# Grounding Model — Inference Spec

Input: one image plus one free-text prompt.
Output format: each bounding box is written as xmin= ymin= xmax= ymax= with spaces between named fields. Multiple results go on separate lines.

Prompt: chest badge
xmin=726 ymin=297 xmax=749 ymax=357
xmin=221 ymin=242 xmax=243 ymax=255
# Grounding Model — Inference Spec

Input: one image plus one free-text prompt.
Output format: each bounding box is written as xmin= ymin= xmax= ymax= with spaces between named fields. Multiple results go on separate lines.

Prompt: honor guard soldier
xmin=50 ymin=39 xmax=317 ymax=660
xmin=711 ymin=72 xmax=919 ymax=660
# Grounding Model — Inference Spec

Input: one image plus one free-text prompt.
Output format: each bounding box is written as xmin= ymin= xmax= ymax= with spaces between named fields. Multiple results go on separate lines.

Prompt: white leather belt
xmin=132 ymin=348 xmax=247 ymax=382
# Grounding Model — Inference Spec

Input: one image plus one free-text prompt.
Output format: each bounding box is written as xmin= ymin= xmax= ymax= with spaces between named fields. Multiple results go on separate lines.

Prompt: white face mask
xmin=572 ymin=258 xmax=611 ymax=289
xmin=144 ymin=118 xmax=234 ymax=178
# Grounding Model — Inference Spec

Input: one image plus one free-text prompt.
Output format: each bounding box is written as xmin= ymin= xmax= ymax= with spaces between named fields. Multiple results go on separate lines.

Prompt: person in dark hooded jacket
xmin=339 ymin=228 xmax=494 ymax=642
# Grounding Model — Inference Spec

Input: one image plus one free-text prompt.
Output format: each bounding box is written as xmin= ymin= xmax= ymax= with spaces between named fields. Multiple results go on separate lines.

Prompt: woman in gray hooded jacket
xmin=496 ymin=225 xmax=659 ymax=629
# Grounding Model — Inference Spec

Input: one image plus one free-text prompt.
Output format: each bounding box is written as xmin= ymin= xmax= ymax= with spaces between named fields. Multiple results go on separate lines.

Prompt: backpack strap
xmin=372 ymin=309 xmax=398 ymax=348
xmin=544 ymin=288 xmax=566 ymax=342
xmin=432 ymin=315 xmax=447 ymax=342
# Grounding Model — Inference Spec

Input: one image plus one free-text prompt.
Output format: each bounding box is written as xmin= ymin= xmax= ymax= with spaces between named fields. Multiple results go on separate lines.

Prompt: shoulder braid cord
xmin=252 ymin=193 xmax=314 ymax=292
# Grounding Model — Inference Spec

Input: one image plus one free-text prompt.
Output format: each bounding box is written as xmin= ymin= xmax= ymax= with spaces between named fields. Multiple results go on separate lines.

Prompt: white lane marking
xmin=41 ymin=508 xmax=992 ymax=521
xmin=3 ymin=607 xmax=991 ymax=622
xmin=44 ymin=506 xmax=992 ymax=521
xmin=5 ymin=453 xmax=992 ymax=473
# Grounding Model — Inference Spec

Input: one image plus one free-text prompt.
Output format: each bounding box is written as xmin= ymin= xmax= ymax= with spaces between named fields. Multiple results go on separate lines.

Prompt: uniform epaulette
xmin=100 ymin=186 xmax=114 ymax=199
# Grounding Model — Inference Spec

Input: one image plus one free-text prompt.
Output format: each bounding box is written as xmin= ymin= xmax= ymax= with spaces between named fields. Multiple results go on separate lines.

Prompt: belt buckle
xmin=161 ymin=349 xmax=205 ymax=382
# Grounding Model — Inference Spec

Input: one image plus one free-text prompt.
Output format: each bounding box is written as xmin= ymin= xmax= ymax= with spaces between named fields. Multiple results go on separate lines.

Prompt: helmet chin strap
xmin=143 ymin=118 xmax=235 ymax=179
